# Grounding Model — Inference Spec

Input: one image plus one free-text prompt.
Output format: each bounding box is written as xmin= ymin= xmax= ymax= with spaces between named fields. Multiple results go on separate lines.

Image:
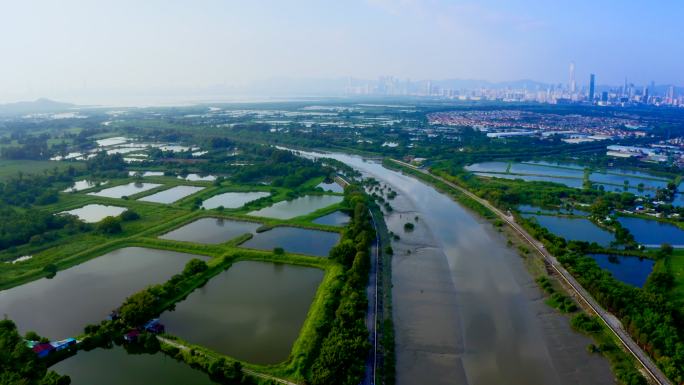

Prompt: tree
xmin=183 ymin=259 xmax=208 ymax=276
xmin=659 ymin=243 xmax=674 ymax=256
xmin=43 ymin=263 xmax=58 ymax=278
xmin=119 ymin=291 xmax=157 ymax=326
xmin=329 ymin=240 xmax=356 ymax=266
xmin=0 ymin=319 xmax=70 ymax=384
xmin=97 ymin=216 xmax=122 ymax=234
xmin=120 ymin=210 xmax=140 ymax=221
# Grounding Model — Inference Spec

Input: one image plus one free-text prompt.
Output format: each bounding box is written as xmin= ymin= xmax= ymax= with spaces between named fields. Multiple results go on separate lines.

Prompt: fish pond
xmin=52 ymin=346 xmax=216 ymax=385
xmin=88 ymin=182 xmax=162 ymax=199
xmin=159 ymin=261 xmax=323 ymax=364
xmin=201 ymin=191 xmax=270 ymax=209
xmin=128 ymin=171 xmax=164 ymax=177
xmin=617 ymin=217 xmax=684 ymax=247
xmin=247 ymin=195 xmax=342 ymax=219
xmin=467 ymin=161 xmax=673 ymax=193
xmin=589 ymin=172 xmax=669 ymax=191
xmin=0 ymin=247 xmax=205 ymax=339
xmin=522 ymin=214 xmax=615 ymax=246
xmin=316 ymin=181 xmax=344 ymax=193
xmin=240 ymin=227 xmax=339 ymax=257
xmin=138 ymin=185 xmax=204 ymax=204
xmin=64 ymin=179 xmax=106 ymax=192
xmin=312 ymin=211 xmax=350 ymax=226
xmin=180 ymin=173 xmax=216 ymax=182
xmin=588 ymin=253 xmax=654 ymax=287
xmin=60 ymin=204 xmax=127 ymax=223
xmin=160 ymin=218 xmax=260 ymax=244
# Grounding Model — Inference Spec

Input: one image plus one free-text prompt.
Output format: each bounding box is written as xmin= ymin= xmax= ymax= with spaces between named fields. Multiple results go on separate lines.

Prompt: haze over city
xmin=2 ymin=0 xmax=684 ymax=104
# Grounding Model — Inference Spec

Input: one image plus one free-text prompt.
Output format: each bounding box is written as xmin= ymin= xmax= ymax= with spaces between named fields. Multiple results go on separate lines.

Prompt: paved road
xmin=390 ymin=159 xmax=672 ymax=385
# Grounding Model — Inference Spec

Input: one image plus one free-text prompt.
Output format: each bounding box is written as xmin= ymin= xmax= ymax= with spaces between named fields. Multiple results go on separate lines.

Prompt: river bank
xmin=291 ymin=149 xmax=615 ymax=385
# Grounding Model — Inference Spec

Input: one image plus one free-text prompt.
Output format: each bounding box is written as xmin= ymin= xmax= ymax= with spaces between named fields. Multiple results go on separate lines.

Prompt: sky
xmin=1 ymin=0 xmax=683 ymax=103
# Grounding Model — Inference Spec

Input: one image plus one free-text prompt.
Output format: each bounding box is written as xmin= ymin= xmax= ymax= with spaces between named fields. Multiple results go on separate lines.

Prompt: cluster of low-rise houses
xmin=27 ymin=338 xmax=77 ymax=358
xmin=427 ymin=110 xmax=649 ymax=142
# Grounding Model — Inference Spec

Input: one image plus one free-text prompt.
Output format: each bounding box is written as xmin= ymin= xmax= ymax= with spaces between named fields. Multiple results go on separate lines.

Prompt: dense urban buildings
xmin=345 ymin=63 xmax=682 ymax=108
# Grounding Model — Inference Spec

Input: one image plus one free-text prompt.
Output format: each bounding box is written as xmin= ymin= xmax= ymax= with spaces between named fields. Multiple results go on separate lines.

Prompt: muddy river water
xmin=296 ymin=150 xmax=614 ymax=385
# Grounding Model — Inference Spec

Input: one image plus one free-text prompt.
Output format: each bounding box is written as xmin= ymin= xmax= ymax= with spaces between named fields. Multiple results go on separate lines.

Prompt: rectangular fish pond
xmin=88 ymin=182 xmax=162 ymax=199
xmin=247 ymin=195 xmax=342 ymax=220
xmin=240 ymin=226 xmax=340 ymax=257
xmin=138 ymin=185 xmax=205 ymax=204
xmin=159 ymin=261 xmax=324 ymax=364
xmin=52 ymin=346 xmax=216 ymax=385
xmin=60 ymin=204 xmax=128 ymax=223
xmin=0 ymin=247 xmax=207 ymax=339
xmin=160 ymin=218 xmax=261 ymax=244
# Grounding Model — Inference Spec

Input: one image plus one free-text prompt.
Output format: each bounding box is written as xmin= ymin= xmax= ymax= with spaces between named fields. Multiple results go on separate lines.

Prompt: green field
xmin=666 ymin=249 xmax=684 ymax=305
xmin=0 ymin=159 xmax=83 ymax=180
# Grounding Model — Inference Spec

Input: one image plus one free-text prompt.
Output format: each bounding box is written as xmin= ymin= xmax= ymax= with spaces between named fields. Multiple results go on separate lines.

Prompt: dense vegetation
xmin=559 ymin=248 xmax=683 ymax=383
xmin=0 ymin=169 xmax=94 ymax=254
xmin=0 ymin=319 xmax=71 ymax=385
xmin=230 ymin=147 xmax=332 ymax=188
xmin=522 ymin=213 xmax=681 ymax=383
xmin=309 ymin=185 xmax=372 ymax=385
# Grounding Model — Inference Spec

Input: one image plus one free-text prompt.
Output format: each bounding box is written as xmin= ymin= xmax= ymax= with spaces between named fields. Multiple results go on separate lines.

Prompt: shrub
xmin=120 ymin=210 xmax=140 ymax=221
xmin=97 ymin=216 xmax=122 ymax=234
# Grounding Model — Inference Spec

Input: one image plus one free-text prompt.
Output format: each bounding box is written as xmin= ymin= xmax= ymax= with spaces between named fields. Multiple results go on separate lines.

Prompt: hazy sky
xmin=1 ymin=0 xmax=683 ymax=103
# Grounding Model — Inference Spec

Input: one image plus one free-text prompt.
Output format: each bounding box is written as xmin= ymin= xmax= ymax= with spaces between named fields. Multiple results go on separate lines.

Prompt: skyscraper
xmin=569 ymin=62 xmax=576 ymax=93
xmin=667 ymin=85 xmax=675 ymax=104
xmin=589 ymin=73 xmax=595 ymax=102
xmin=623 ymin=77 xmax=628 ymax=97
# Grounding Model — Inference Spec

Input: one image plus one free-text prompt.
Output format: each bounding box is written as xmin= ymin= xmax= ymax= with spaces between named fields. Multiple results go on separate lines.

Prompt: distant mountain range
xmin=0 ymin=98 xmax=75 ymax=115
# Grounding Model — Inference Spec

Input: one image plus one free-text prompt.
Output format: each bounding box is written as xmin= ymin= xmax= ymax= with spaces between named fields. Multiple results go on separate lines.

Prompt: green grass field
xmin=0 ymin=159 xmax=84 ymax=180
xmin=666 ymin=249 xmax=684 ymax=305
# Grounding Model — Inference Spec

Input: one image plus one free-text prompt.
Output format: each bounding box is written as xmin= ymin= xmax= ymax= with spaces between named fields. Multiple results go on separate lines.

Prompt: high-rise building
xmin=589 ymin=73 xmax=595 ymax=101
xmin=601 ymin=91 xmax=608 ymax=103
xmin=569 ymin=62 xmax=576 ymax=93
xmin=667 ymin=85 xmax=675 ymax=104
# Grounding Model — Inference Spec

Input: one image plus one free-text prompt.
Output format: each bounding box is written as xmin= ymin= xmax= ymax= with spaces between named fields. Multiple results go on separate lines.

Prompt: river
xmin=294 ymin=150 xmax=614 ymax=385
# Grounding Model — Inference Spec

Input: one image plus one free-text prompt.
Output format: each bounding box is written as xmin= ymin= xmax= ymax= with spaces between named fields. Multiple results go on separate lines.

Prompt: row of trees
xmin=309 ymin=185 xmax=372 ymax=385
